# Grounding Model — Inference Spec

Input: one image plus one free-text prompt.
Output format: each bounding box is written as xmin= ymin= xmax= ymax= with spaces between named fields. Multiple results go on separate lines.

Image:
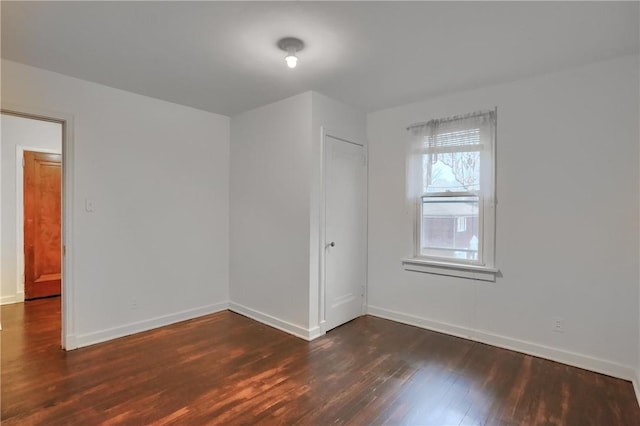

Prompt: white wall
xmin=1 ymin=60 xmax=230 ymax=347
xmin=230 ymin=92 xmax=313 ymax=335
xmin=367 ymin=54 xmax=639 ymax=379
xmin=1 ymin=115 xmax=62 ymax=304
xmin=229 ymin=91 xmax=367 ymax=339
xmin=309 ymin=92 xmax=367 ymax=332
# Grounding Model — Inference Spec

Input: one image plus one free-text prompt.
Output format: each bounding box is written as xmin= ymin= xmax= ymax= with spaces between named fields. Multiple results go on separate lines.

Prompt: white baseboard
xmin=64 ymin=333 xmax=78 ymax=350
xmin=368 ymin=305 xmax=473 ymax=341
xmin=308 ymin=326 xmax=323 ymax=340
xmin=1 ymin=295 xmax=19 ymax=305
xmin=1 ymin=292 xmax=25 ymax=305
xmin=74 ymin=301 xmax=230 ymax=348
xmin=367 ymin=305 xmax=636 ymax=382
xmin=228 ymin=302 xmax=322 ymax=341
xmin=633 ymin=370 xmax=640 ymax=408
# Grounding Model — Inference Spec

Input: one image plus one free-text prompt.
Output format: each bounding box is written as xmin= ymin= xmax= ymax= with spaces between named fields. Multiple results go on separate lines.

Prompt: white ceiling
xmin=2 ymin=1 xmax=638 ymax=116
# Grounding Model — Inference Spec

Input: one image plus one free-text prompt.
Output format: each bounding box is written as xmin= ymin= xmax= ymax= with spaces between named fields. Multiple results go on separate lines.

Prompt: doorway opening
xmin=1 ymin=108 xmax=73 ymax=349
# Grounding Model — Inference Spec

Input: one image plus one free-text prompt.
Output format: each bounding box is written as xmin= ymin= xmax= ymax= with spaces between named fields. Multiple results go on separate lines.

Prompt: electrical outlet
xmin=553 ymin=317 xmax=564 ymax=333
xmin=85 ymin=197 xmax=96 ymax=212
xmin=131 ymin=298 xmax=138 ymax=310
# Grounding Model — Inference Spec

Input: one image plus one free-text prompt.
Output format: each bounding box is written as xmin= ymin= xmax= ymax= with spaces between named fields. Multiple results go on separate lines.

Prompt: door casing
xmin=318 ymin=127 xmax=368 ymax=334
xmin=1 ymin=105 xmax=76 ymax=350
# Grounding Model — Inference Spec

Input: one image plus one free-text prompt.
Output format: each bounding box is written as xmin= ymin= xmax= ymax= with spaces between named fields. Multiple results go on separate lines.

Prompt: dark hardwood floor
xmin=2 ymin=297 xmax=639 ymax=425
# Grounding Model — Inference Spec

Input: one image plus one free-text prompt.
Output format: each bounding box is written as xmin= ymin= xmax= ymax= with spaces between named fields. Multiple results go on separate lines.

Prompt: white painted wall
xmin=367 ymin=55 xmax=640 ymax=379
xmin=230 ymin=92 xmax=313 ymax=334
xmin=309 ymin=92 xmax=367 ymax=332
xmin=229 ymin=91 xmax=367 ymax=339
xmin=1 ymin=60 xmax=230 ymax=346
xmin=1 ymin=115 xmax=62 ymax=304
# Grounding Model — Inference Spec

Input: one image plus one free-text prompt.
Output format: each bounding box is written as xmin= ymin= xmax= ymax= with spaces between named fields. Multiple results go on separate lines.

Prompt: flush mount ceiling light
xmin=277 ymin=37 xmax=305 ymax=69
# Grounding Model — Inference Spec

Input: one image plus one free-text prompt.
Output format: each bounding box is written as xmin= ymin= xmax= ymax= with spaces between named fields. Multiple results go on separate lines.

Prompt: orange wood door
xmin=24 ymin=151 xmax=62 ymax=300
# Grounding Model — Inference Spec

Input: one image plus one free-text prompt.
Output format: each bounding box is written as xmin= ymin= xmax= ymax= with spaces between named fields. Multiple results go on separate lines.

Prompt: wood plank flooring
xmin=2 ymin=297 xmax=639 ymax=425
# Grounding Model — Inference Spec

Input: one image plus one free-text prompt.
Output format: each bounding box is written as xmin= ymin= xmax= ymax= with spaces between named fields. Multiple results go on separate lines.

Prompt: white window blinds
xmin=407 ymin=110 xmax=496 ymax=199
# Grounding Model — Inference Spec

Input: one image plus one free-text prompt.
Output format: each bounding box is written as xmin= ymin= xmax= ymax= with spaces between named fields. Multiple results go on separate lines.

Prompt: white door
xmin=324 ymin=135 xmax=366 ymax=331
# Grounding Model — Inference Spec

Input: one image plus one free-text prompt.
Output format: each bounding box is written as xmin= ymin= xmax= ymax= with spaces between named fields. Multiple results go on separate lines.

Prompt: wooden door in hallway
xmin=24 ymin=151 xmax=62 ymax=300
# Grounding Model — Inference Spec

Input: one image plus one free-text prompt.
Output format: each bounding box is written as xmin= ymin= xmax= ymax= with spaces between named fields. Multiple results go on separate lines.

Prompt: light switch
xmin=85 ymin=198 xmax=96 ymax=212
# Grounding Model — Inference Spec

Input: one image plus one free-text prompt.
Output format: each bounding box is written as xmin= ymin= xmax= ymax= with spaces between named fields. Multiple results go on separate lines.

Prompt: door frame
xmin=318 ymin=127 xmax=368 ymax=334
xmin=16 ymin=146 xmax=62 ymax=302
xmin=1 ymin=105 xmax=76 ymax=350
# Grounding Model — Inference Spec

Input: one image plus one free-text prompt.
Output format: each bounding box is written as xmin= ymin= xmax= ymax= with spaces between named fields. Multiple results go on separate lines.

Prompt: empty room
xmin=1 ymin=1 xmax=639 ymax=424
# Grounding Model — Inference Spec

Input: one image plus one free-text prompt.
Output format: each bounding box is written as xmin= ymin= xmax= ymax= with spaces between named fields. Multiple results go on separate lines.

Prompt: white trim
xmin=74 ymin=301 xmax=229 ymax=348
xmin=319 ymin=319 xmax=328 ymax=335
xmin=308 ymin=326 xmax=323 ymax=340
xmin=367 ymin=305 xmax=637 ymax=382
xmin=411 ymin=109 xmax=497 ymax=279
xmin=402 ymin=258 xmax=498 ymax=282
xmin=1 ymin=104 xmax=75 ymax=350
xmin=368 ymin=305 xmax=475 ymax=341
xmin=363 ymin=142 xmax=369 ymax=314
xmin=64 ymin=333 xmax=77 ymax=349
xmin=1 ymin=293 xmax=24 ymax=305
xmin=318 ymin=126 xmax=327 ymax=329
xmin=320 ymin=129 xmax=368 ymax=331
xmin=15 ymin=145 xmax=62 ymax=302
xmin=229 ymin=302 xmax=320 ymax=341
xmin=633 ymin=370 xmax=640 ymax=409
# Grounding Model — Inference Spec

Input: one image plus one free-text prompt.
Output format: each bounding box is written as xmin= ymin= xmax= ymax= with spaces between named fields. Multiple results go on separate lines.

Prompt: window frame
xmin=416 ymin=192 xmax=483 ymax=266
xmin=403 ymin=109 xmax=497 ymax=281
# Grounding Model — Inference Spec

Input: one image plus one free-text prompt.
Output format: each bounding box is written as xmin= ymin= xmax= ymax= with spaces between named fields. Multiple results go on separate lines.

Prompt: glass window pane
xmin=424 ymin=151 xmax=480 ymax=193
xmin=420 ymin=196 xmax=479 ymax=261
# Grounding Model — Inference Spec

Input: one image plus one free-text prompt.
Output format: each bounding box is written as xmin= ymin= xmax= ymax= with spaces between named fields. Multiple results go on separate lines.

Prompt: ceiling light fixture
xmin=277 ymin=37 xmax=304 ymax=69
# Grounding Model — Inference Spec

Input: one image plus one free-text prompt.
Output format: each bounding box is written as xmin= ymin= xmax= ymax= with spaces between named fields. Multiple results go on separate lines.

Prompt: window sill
xmin=401 ymin=258 xmax=498 ymax=282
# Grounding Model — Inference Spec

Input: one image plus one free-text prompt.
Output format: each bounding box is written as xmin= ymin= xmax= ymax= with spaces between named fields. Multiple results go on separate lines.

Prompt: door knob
xmin=328 ymin=241 xmax=335 ymax=248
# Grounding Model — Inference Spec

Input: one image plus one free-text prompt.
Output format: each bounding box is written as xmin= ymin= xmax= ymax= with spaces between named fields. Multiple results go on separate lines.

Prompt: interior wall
xmin=230 ymin=92 xmax=313 ymax=335
xmin=1 ymin=114 xmax=62 ymax=304
xmin=229 ymin=91 xmax=368 ymax=339
xmin=1 ymin=60 xmax=230 ymax=347
xmin=366 ymin=54 xmax=640 ymax=379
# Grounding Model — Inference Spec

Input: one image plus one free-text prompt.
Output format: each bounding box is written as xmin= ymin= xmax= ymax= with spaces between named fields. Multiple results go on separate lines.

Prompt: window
xmin=456 ymin=216 xmax=467 ymax=233
xmin=403 ymin=110 xmax=497 ymax=280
